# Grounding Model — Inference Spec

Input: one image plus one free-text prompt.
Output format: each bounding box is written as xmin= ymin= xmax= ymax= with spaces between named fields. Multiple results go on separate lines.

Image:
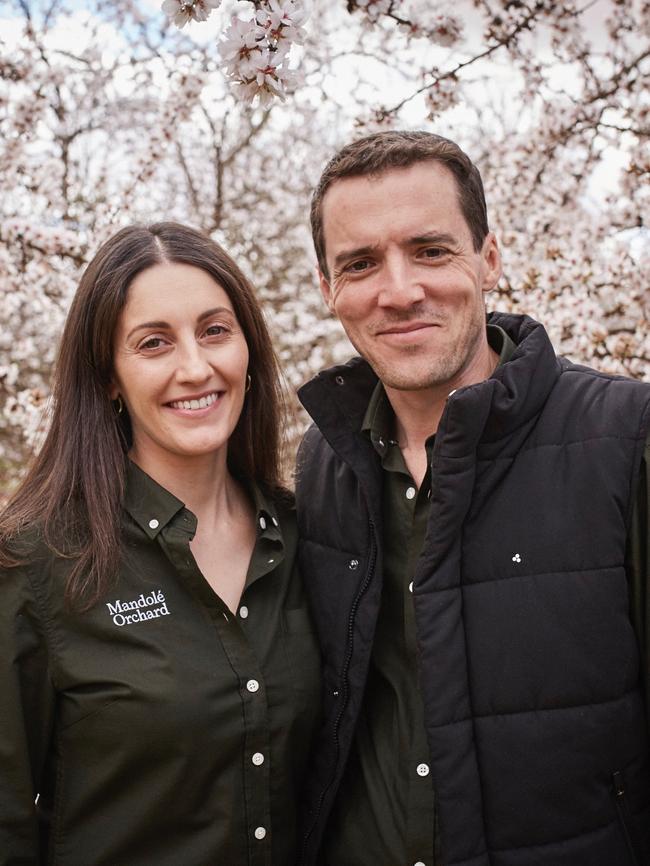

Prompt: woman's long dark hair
xmin=0 ymin=222 xmax=288 ymax=608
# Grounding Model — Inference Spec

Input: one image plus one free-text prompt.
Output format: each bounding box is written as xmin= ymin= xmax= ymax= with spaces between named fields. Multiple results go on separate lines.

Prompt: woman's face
xmin=110 ymin=261 xmax=249 ymax=472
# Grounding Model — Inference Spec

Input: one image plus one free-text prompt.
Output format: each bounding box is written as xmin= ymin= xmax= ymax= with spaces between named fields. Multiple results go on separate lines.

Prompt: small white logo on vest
xmin=512 ymin=553 xmax=522 ymax=563
xmin=106 ymin=589 xmax=170 ymax=626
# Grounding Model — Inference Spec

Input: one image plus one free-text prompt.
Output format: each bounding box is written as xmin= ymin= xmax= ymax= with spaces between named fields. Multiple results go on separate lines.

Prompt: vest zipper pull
xmin=612 ymin=770 xmax=625 ymax=798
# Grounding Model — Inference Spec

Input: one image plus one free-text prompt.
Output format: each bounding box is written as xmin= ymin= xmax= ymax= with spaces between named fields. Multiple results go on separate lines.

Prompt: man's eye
xmin=347 ymin=260 xmax=371 ymax=273
xmin=422 ymin=247 xmax=444 ymax=258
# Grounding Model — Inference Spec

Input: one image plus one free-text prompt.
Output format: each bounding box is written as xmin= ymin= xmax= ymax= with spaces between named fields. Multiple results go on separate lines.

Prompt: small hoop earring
xmin=245 ymin=374 xmax=252 ymax=393
xmin=115 ymin=396 xmax=124 ymax=415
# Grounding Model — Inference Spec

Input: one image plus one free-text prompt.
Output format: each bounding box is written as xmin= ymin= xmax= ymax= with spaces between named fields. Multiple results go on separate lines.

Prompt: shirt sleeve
xmin=0 ymin=559 xmax=56 ymax=865
xmin=627 ymin=437 xmax=650 ymax=738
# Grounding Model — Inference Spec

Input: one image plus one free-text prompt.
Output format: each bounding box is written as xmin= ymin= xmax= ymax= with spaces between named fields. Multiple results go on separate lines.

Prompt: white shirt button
xmin=254 ymin=826 xmax=266 ymax=840
xmin=416 ymin=763 xmax=430 ymax=777
xmin=259 ymin=516 xmax=267 ymax=530
xmin=406 ymin=486 xmax=416 ymax=500
xmin=414 ymin=862 xmax=426 ymax=866
xmin=271 ymin=516 xmax=279 ymax=526
xmin=239 ymin=606 xmax=249 ymax=619
xmin=148 ymin=518 xmax=159 ymax=529
xmin=409 ymin=581 xmax=414 ymax=593
xmin=252 ymin=752 xmax=265 ymax=766
xmin=246 ymin=679 xmax=260 ymax=693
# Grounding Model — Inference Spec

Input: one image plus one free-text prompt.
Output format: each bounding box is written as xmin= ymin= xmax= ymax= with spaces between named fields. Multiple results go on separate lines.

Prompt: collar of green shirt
xmin=361 ymin=323 xmax=517 ymax=457
xmin=123 ymin=460 xmax=282 ymax=545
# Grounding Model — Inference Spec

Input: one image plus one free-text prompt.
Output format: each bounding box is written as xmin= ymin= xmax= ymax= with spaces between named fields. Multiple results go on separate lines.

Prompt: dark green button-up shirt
xmin=323 ymin=326 xmax=650 ymax=866
xmin=0 ymin=463 xmax=321 ymax=866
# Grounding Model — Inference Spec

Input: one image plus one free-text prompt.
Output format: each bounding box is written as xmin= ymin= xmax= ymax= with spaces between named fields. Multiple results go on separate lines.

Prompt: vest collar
xmin=299 ymin=314 xmax=561 ymax=454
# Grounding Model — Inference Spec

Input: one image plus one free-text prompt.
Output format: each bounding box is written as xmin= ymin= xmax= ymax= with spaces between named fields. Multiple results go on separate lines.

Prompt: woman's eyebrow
xmin=125 ymin=307 xmax=234 ymax=341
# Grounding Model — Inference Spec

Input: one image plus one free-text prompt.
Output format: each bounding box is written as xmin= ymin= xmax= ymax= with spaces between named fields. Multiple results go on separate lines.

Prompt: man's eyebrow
xmin=125 ymin=307 xmax=233 ymax=342
xmin=333 ymin=245 xmax=378 ymax=270
xmin=407 ymin=232 xmax=457 ymax=246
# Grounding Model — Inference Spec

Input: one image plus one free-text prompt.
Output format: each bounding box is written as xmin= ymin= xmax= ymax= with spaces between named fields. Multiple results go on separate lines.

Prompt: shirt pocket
xmin=58 ymin=685 xmax=130 ymax=732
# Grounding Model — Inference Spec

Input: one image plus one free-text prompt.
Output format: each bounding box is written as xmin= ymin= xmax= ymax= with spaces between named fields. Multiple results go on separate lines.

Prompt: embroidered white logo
xmin=512 ymin=553 xmax=522 ymax=563
xmin=106 ymin=589 xmax=170 ymax=627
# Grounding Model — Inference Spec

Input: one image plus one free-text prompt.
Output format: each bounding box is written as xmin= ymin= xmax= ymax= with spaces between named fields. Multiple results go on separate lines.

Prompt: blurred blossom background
xmin=1 ymin=0 xmax=649 ymax=495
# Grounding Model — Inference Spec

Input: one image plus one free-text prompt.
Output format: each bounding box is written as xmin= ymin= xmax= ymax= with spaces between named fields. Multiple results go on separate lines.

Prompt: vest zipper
xmin=300 ymin=524 xmax=378 ymax=862
xmin=613 ymin=771 xmax=639 ymax=865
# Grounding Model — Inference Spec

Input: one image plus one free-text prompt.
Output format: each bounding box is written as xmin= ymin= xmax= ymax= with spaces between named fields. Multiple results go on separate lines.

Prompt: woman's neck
xmin=129 ymin=448 xmax=243 ymax=528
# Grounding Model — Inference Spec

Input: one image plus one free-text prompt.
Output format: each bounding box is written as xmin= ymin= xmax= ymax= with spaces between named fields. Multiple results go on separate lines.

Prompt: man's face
xmin=319 ymin=161 xmax=502 ymax=395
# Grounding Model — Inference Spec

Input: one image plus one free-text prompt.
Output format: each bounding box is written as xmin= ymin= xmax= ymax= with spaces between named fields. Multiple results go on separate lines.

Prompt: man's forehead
xmin=322 ymin=159 xmax=456 ymax=200
xmin=322 ymin=162 xmax=459 ymax=220
xmin=321 ymin=163 xmax=464 ymax=250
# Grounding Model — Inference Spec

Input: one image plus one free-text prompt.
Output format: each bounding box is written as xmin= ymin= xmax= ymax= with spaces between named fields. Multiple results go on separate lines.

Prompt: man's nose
xmin=377 ymin=254 xmax=426 ymax=309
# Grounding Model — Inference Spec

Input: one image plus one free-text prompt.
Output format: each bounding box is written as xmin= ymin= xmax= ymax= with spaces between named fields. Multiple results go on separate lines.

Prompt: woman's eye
xmin=205 ymin=324 xmax=227 ymax=337
xmin=139 ymin=336 xmax=166 ymax=351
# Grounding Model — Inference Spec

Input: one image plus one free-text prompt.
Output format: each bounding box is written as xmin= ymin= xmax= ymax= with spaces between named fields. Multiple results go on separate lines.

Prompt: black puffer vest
xmin=296 ymin=313 xmax=650 ymax=866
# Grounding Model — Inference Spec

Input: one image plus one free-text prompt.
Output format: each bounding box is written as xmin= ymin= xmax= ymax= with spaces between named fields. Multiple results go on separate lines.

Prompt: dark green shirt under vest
xmin=322 ymin=325 xmax=650 ymax=866
xmin=0 ymin=462 xmax=321 ymax=866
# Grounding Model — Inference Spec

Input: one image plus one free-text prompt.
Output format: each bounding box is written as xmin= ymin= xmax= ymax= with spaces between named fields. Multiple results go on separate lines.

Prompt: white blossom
xmin=350 ymin=0 xmax=393 ymax=22
xmin=219 ymin=2 xmax=306 ymax=103
xmin=161 ymin=0 xmax=221 ymax=29
xmin=256 ymin=0 xmax=308 ymax=44
xmin=220 ymin=17 xmax=265 ymax=65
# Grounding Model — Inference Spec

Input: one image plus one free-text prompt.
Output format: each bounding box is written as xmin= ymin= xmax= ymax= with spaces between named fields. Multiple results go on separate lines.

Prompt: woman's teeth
xmin=170 ymin=392 xmax=219 ymax=410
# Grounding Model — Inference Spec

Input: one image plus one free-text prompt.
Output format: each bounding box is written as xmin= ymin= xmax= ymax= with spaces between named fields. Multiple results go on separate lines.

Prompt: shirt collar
xmin=247 ymin=480 xmax=283 ymax=541
xmin=124 ymin=461 xmax=188 ymax=540
xmin=123 ymin=461 xmax=282 ymax=543
xmin=489 ymin=322 xmax=516 ymax=365
xmin=362 ymin=323 xmax=517 ymax=459
xmin=361 ymin=382 xmax=395 ymax=458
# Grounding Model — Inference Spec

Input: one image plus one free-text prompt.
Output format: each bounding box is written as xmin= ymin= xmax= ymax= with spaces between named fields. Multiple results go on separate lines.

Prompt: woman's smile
xmin=166 ymin=389 xmax=223 ymax=412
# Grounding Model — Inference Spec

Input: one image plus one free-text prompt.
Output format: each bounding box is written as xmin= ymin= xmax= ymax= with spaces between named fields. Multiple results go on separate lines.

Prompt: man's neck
xmin=385 ymin=346 xmax=500 ymax=486
xmin=385 ymin=389 xmax=445 ymax=487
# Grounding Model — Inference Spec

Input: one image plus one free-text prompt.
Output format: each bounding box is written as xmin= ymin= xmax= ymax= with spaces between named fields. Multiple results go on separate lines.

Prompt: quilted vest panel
xmin=415 ymin=351 xmax=650 ymax=865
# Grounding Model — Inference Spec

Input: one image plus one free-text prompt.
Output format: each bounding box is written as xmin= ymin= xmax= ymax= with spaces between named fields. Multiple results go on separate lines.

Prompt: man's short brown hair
xmin=311 ymin=130 xmax=490 ymax=280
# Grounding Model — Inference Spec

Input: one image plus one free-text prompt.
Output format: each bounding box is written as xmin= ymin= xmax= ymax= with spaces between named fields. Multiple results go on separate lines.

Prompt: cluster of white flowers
xmin=161 ymin=0 xmax=221 ymax=28
xmin=423 ymin=72 xmax=458 ymax=117
xmin=161 ymin=0 xmax=307 ymax=104
xmin=422 ymin=13 xmax=462 ymax=46
xmin=346 ymin=0 xmax=463 ymax=46
xmin=348 ymin=0 xmax=394 ymax=23
xmin=0 ymin=219 xmax=84 ymax=258
xmin=1 ymin=0 xmax=649 ymax=492
xmin=397 ymin=7 xmax=463 ymax=45
xmin=220 ymin=1 xmax=307 ymax=105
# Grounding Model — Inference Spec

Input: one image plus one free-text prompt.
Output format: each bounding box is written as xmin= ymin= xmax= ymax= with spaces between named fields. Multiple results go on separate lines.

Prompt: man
xmin=295 ymin=130 xmax=650 ymax=866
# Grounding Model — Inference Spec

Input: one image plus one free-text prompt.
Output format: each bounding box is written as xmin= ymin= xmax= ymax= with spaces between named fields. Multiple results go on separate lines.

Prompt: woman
xmin=0 ymin=223 xmax=321 ymax=866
